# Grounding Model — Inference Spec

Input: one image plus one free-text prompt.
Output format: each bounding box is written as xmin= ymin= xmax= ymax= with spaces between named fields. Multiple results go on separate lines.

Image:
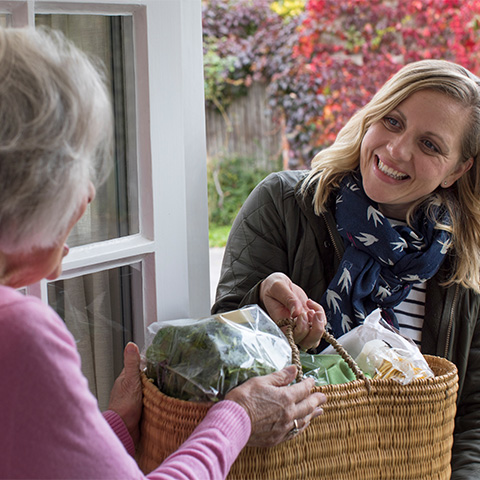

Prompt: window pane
xmin=35 ymin=14 xmax=139 ymax=246
xmin=47 ymin=264 xmax=141 ymax=409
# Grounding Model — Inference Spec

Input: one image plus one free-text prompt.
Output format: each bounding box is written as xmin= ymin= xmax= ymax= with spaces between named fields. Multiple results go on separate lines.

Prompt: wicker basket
xmin=136 ymin=331 xmax=458 ymax=480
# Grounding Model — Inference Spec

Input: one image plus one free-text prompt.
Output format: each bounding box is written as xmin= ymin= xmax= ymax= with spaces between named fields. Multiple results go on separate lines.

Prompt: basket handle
xmin=278 ymin=317 xmax=371 ymax=392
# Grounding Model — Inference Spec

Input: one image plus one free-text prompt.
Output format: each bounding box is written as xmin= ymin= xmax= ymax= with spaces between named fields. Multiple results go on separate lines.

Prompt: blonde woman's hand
xmin=260 ymin=272 xmax=326 ymax=350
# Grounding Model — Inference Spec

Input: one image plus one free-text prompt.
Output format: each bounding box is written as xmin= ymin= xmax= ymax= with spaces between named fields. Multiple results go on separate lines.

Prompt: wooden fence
xmin=205 ymin=82 xmax=285 ymax=171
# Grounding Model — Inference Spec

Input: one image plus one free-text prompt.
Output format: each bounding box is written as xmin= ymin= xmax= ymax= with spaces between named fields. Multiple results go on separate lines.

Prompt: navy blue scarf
xmin=319 ymin=172 xmax=451 ymax=338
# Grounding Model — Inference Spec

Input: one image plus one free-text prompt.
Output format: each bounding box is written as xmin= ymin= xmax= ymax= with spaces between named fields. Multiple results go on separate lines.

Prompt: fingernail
xmin=315 ymin=407 xmax=324 ymax=416
xmin=285 ymin=365 xmax=297 ymax=375
xmin=306 ymin=378 xmax=317 ymax=389
xmin=125 ymin=342 xmax=137 ymax=353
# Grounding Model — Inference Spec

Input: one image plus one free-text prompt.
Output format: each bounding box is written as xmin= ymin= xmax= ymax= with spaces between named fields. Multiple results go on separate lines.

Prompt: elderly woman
xmin=213 ymin=59 xmax=480 ymax=478
xmin=0 ymin=27 xmax=326 ymax=479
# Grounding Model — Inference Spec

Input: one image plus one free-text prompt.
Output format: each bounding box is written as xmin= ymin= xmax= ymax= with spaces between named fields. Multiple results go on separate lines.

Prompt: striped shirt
xmin=394 ymin=283 xmax=426 ymax=347
xmin=386 ymin=217 xmax=426 ymax=348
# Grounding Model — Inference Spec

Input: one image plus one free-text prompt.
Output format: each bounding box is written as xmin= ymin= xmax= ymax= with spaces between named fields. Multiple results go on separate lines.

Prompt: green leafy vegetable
xmin=145 ymin=307 xmax=292 ymax=402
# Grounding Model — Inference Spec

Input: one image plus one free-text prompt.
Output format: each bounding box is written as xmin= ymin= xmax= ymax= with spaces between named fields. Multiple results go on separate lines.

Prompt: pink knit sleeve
xmin=0 ymin=287 xmax=252 ymax=480
xmin=149 ymin=400 xmax=251 ymax=480
xmin=103 ymin=410 xmax=136 ymax=457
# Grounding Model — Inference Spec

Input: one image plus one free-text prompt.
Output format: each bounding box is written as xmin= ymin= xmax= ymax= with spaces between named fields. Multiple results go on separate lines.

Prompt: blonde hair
xmin=0 ymin=27 xmax=113 ymax=253
xmin=302 ymin=59 xmax=480 ymax=292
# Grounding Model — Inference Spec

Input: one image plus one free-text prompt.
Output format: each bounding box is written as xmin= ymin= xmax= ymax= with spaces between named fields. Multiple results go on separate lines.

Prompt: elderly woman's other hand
xmin=260 ymin=272 xmax=326 ymax=351
xmin=108 ymin=342 xmax=143 ymax=446
xmin=225 ymin=365 xmax=326 ymax=447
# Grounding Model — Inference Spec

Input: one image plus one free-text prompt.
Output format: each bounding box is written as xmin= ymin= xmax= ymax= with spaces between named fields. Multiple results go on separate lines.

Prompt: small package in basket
xmin=143 ymin=305 xmax=292 ymax=402
xmin=321 ymin=309 xmax=434 ymax=384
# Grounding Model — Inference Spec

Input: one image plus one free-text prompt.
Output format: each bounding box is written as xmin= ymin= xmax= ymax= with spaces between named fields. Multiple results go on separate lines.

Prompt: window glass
xmin=36 ymin=13 xmax=142 ymax=408
xmin=35 ymin=14 xmax=139 ymax=247
xmin=48 ymin=263 xmax=141 ymax=410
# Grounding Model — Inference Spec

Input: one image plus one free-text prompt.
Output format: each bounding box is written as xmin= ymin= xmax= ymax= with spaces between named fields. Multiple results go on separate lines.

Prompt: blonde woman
xmin=213 ymin=60 xmax=480 ymax=478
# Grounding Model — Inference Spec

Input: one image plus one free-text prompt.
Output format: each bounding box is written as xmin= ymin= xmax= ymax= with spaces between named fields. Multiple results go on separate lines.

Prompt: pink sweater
xmin=0 ymin=286 xmax=251 ymax=479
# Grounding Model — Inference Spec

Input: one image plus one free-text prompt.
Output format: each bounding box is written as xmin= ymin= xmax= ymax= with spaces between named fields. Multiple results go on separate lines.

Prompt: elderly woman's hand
xmin=260 ymin=272 xmax=326 ymax=351
xmin=225 ymin=365 xmax=326 ymax=447
xmin=108 ymin=342 xmax=143 ymax=446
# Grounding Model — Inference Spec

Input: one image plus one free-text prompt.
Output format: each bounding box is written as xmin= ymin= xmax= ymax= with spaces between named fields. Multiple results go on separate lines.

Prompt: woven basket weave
xmin=136 ymin=332 xmax=458 ymax=479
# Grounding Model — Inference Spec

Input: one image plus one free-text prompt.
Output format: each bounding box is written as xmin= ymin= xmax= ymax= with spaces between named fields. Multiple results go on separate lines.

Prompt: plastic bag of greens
xmin=144 ymin=305 xmax=292 ymax=402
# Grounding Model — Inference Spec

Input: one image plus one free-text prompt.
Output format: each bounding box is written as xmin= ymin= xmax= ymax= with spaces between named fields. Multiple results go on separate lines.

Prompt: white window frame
xmin=5 ymin=0 xmax=211 ymax=347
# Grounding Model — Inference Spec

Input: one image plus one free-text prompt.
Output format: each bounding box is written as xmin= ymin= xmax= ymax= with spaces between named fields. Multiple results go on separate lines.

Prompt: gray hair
xmin=0 ymin=27 xmax=113 ymax=253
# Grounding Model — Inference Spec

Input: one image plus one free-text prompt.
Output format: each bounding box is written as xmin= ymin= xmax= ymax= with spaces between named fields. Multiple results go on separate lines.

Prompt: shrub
xmin=207 ymin=155 xmax=281 ymax=229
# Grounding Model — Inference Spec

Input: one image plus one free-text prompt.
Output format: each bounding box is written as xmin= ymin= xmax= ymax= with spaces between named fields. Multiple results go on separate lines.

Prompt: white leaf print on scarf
xmin=367 ymin=205 xmax=384 ymax=227
xmin=376 ymin=285 xmax=391 ymax=300
xmin=355 ymin=232 xmax=378 ymax=246
xmin=401 ymin=274 xmax=427 ymax=282
xmin=438 ymin=238 xmax=451 ymax=255
xmin=391 ymin=238 xmax=408 ymax=251
xmin=354 ymin=308 xmax=365 ymax=320
xmin=338 ymin=267 xmax=352 ymax=293
xmin=379 ymin=256 xmax=395 ymax=265
xmin=341 ymin=314 xmax=352 ymax=332
xmin=326 ymin=289 xmax=342 ymax=313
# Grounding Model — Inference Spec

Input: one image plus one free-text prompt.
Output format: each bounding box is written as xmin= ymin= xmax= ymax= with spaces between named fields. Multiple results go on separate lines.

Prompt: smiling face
xmin=360 ymin=89 xmax=473 ymax=219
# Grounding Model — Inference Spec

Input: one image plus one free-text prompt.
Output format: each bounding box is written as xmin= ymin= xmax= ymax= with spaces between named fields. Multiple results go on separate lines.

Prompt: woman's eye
xmin=384 ymin=117 xmax=400 ymax=128
xmin=423 ymin=139 xmax=440 ymax=153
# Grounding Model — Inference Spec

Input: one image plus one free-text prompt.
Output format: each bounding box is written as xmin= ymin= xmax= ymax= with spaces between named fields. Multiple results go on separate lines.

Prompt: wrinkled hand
xmin=108 ymin=342 xmax=143 ymax=446
xmin=225 ymin=365 xmax=326 ymax=447
xmin=260 ymin=272 xmax=326 ymax=350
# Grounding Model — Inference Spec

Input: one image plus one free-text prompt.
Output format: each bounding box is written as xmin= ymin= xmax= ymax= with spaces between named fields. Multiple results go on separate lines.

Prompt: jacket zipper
xmin=321 ymin=212 xmax=343 ymax=262
xmin=444 ymin=284 xmax=459 ymax=358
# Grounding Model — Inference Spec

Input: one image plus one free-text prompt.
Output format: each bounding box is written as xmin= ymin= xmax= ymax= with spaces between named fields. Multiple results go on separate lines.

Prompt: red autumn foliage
xmin=202 ymin=0 xmax=480 ymax=168
xmin=292 ymin=0 xmax=480 ymax=164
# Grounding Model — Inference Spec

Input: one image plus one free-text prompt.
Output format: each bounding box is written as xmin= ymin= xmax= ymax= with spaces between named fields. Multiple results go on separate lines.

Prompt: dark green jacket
xmin=212 ymin=170 xmax=480 ymax=479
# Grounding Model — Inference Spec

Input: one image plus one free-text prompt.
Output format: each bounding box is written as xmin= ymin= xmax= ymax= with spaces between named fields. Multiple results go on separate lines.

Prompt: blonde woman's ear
xmin=442 ymin=157 xmax=474 ymax=188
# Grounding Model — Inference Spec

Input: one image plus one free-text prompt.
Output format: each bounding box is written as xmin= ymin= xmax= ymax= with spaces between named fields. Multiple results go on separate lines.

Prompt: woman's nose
xmin=386 ymin=134 xmax=413 ymax=162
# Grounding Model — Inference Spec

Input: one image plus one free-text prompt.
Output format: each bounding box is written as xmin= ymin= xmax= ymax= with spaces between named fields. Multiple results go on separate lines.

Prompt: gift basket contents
xmin=137 ymin=305 xmax=459 ymax=480
xmin=304 ymin=309 xmax=434 ymax=386
xmin=300 ymin=352 xmax=357 ymax=386
xmin=143 ymin=305 xmax=292 ymax=402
